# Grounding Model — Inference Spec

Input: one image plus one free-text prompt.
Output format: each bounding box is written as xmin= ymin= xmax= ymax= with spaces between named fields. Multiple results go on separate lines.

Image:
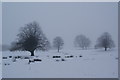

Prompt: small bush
xmin=3 ymin=57 xmax=7 ymax=59
xmin=34 ymin=59 xmax=42 ymax=62
xmin=61 ymin=58 xmax=65 ymax=61
xmin=79 ymin=55 xmax=82 ymax=57
xmin=9 ymin=56 xmax=12 ymax=58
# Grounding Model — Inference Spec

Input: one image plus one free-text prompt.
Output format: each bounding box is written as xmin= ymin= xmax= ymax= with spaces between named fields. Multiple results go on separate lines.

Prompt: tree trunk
xmin=58 ymin=46 xmax=59 ymax=52
xmin=105 ymin=47 xmax=107 ymax=51
xmin=30 ymin=51 xmax=34 ymax=56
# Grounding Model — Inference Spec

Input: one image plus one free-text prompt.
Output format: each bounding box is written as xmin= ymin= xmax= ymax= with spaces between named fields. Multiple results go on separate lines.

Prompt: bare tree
xmin=74 ymin=34 xmax=91 ymax=50
xmin=10 ymin=21 xmax=50 ymax=56
xmin=53 ymin=36 xmax=64 ymax=52
xmin=95 ymin=32 xmax=115 ymax=51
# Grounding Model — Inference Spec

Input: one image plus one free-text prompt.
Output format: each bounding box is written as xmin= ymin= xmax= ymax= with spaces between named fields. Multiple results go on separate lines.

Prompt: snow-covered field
xmin=2 ymin=49 xmax=118 ymax=78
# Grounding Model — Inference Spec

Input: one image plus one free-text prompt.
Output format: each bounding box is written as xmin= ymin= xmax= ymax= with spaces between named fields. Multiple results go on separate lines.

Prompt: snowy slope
xmin=2 ymin=49 xmax=118 ymax=78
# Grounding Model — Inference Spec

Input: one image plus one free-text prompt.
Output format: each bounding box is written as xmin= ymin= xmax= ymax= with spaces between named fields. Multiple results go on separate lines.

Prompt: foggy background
xmin=2 ymin=2 xmax=118 ymax=50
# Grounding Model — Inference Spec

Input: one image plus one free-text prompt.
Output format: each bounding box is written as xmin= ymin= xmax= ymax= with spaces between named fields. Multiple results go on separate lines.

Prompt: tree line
xmin=10 ymin=21 xmax=115 ymax=56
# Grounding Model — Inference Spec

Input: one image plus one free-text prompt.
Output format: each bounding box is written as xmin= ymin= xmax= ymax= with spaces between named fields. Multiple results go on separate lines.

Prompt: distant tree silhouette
xmin=53 ymin=36 xmax=64 ymax=52
xmin=10 ymin=21 xmax=50 ymax=56
xmin=95 ymin=32 xmax=115 ymax=51
xmin=74 ymin=34 xmax=91 ymax=50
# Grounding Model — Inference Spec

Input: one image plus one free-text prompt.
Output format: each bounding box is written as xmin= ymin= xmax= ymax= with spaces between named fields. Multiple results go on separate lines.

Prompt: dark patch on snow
xmin=61 ymin=58 xmax=65 ymax=61
xmin=65 ymin=55 xmax=74 ymax=58
xmin=24 ymin=57 xmax=30 ymax=59
xmin=34 ymin=59 xmax=42 ymax=62
xmin=55 ymin=59 xmax=60 ymax=62
xmin=53 ymin=56 xmax=61 ymax=58
xmin=3 ymin=57 xmax=7 ymax=59
xmin=79 ymin=55 xmax=82 ymax=57
xmin=4 ymin=63 xmax=10 ymax=66
xmin=9 ymin=56 xmax=12 ymax=58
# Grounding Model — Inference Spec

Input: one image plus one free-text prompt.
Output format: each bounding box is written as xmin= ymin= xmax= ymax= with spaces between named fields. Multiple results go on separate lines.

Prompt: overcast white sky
xmin=2 ymin=2 xmax=118 ymax=49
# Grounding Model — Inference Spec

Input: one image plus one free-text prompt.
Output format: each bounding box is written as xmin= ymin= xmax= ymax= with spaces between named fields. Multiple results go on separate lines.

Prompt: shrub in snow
xmin=34 ymin=59 xmax=42 ymax=62
xmin=53 ymin=56 xmax=61 ymax=58
xmin=15 ymin=56 xmax=18 ymax=59
xmin=61 ymin=58 xmax=65 ymax=61
xmin=70 ymin=55 xmax=74 ymax=58
xmin=18 ymin=56 xmax=22 ymax=58
xmin=79 ymin=55 xmax=82 ymax=57
xmin=65 ymin=55 xmax=74 ymax=58
xmin=65 ymin=56 xmax=68 ymax=58
xmin=9 ymin=56 xmax=12 ymax=58
xmin=3 ymin=57 xmax=7 ymax=59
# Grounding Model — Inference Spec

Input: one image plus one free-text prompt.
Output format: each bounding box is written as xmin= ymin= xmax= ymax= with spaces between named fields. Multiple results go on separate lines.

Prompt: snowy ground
xmin=2 ymin=49 xmax=118 ymax=78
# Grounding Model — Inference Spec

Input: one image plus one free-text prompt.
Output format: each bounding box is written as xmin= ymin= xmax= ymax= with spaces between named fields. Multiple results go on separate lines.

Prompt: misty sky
xmin=2 ymin=2 xmax=118 ymax=49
